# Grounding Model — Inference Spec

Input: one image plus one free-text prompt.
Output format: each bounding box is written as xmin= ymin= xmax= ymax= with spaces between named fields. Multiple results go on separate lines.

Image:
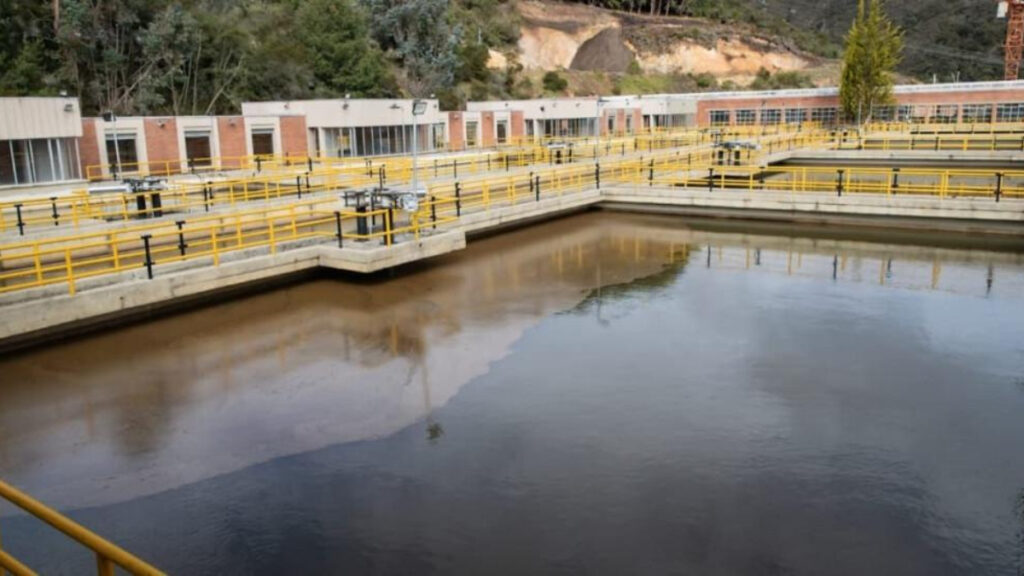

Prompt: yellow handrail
xmin=0 ymin=479 xmax=165 ymax=575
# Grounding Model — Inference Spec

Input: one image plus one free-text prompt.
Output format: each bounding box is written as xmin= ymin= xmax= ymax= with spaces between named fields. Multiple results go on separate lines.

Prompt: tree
xmin=365 ymin=0 xmax=462 ymax=97
xmin=298 ymin=0 xmax=397 ymax=97
xmin=542 ymin=71 xmax=567 ymax=93
xmin=839 ymin=0 xmax=903 ymax=124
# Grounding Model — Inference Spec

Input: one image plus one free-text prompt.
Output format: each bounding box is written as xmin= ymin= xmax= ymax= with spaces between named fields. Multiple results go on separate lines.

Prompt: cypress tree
xmin=839 ymin=0 xmax=903 ymax=125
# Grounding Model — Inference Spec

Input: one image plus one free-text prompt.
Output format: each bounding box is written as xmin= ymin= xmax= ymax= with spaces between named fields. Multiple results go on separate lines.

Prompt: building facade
xmin=694 ymin=81 xmax=1024 ymax=127
xmin=6 ymin=81 xmax=1024 ymax=190
xmin=242 ymin=99 xmax=447 ymax=158
xmin=79 ymin=113 xmax=308 ymax=180
xmin=0 ymin=97 xmax=83 ymax=186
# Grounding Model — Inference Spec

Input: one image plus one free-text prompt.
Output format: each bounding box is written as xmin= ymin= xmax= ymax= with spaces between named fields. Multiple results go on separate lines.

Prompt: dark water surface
xmin=2 ymin=212 xmax=1024 ymax=575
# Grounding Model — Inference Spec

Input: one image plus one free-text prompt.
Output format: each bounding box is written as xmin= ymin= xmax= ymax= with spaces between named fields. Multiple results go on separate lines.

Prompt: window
xmin=931 ymin=104 xmax=958 ymax=124
xmin=760 ymin=109 xmax=781 ymax=125
xmin=872 ymin=106 xmax=895 ymax=122
xmin=735 ymin=110 xmax=757 ymax=125
xmin=625 ymin=113 xmax=634 ymax=134
xmin=30 ymin=139 xmax=54 ymax=182
xmin=0 ymin=138 xmax=80 ymax=185
xmin=873 ymin=106 xmax=892 ymax=122
xmin=496 ymin=120 xmax=508 ymax=144
xmin=996 ymin=103 xmax=1024 ymax=122
xmin=784 ymin=108 xmax=808 ymax=124
xmin=607 ymin=116 xmax=616 ymax=134
xmin=466 ymin=121 xmax=478 ymax=147
xmin=709 ymin=110 xmax=730 ymax=126
xmin=810 ymin=107 xmax=837 ymax=125
xmin=909 ymin=105 xmax=931 ymax=124
xmin=105 ymin=133 xmax=138 ymax=174
xmin=433 ymin=123 xmax=446 ymax=149
xmin=0 ymin=142 xmax=15 ymax=185
xmin=963 ymin=104 xmax=993 ymax=123
xmin=251 ymin=129 xmax=274 ymax=156
xmin=185 ymin=131 xmax=212 ymax=167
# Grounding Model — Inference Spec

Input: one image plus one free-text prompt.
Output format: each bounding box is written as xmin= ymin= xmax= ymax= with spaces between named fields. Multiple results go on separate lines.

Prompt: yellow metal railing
xmin=863 ymin=121 xmax=1024 ymax=135
xmin=0 ymin=194 xmax=466 ymax=296
xmin=0 ymin=478 xmax=164 ymax=575
xmin=623 ymin=161 xmax=1024 ymax=200
xmin=3 ymin=126 xmax=1017 ymax=298
xmin=842 ymin=132 xmax=1024 ymax=152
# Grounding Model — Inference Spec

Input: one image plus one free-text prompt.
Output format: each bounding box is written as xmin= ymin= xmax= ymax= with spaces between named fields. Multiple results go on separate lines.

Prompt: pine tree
xmin=839 ymin=0 xmax=903 ymax=125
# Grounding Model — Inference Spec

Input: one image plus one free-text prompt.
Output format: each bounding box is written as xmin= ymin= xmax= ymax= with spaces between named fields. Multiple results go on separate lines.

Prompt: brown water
xmin=1 ymin=212 xmax=1023 ymax=575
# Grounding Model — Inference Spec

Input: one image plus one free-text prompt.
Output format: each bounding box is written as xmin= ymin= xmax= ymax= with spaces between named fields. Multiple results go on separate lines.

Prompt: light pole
xmin=594 ymin=96 xmax=607 ymax=162
xmin=102 ymin=110 xmax=121 ymax=179
xmin=410 ymin=99 xmax=428 ymax=196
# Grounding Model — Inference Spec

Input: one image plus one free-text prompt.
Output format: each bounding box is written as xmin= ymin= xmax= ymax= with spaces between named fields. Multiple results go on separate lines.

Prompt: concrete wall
xmin=242 ymin=99 xmax=446 ymax=129
xmin=0 ymin=97 xmax=82 ymax=140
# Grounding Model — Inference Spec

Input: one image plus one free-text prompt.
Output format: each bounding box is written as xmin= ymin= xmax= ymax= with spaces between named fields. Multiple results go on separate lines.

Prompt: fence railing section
xmin=0 ymin=478 xmax=165 ymax=576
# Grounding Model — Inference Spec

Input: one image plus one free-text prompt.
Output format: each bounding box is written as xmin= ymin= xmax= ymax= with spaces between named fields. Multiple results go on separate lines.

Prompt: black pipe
xmin=14 ymin=204 xmax=24 ymax=236
xmin=142 ymin=234 xmax=154 ymax=279
xmin=176 ymin=220 xmax=188 ymax=255
xmin=335 ymin=211 xmax=344 ymax=247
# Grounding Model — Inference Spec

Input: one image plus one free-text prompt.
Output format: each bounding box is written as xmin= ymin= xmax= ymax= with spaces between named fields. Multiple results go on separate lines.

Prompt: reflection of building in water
xmin=1 ymin=212 xmax=1023 ymax=509
xmin=688 ymin=236 xmax=1024 ymax=298
xmin=0 ymin=214 xmax=693 ymax=509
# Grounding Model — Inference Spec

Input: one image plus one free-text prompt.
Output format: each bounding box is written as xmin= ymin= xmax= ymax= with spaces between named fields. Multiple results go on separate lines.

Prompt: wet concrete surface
xmin=1 ymin=212 xmax=1023 ymax=575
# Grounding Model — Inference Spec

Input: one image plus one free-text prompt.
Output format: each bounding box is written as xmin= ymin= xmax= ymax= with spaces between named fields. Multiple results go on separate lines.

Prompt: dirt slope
xmin=514 ymin=0 xmax=835 ymax=86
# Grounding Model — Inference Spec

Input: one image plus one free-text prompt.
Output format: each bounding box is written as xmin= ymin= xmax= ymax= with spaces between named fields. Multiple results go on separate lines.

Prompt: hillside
xmin=507 ymin=0 xmax=838 ymax=94
xmin=0 ymin=0 xmax=1006 ymax=115
xmin=539 ymin=0 xmax=1005 ymax=82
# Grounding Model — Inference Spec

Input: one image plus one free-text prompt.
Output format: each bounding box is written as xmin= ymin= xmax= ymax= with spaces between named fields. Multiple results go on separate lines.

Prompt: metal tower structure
xmin=999 ymin=0 xmax=1024 ymax=80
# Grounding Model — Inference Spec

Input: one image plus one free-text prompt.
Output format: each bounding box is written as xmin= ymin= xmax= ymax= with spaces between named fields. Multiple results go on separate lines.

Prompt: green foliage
xmin=0 ymin=40 xmax=55 ymax=96
xmin=542 ymin=71 xmax=568 ymax=93
xmin=840 ymin=0 xmax=902 ymax=123
xmin=614 ymin=72 xmax=699 ymax=95
xmin=456 ymin=42 xmax=491 ymax=83
xmin=748 ymin=68 xmax=814 ymax=90
xmin=365 ymin=0 xmax=462 ymax=97
xmin=450 ymin=0 xmax=519 ymax=48
xmin=298 ymin=0 xmax=397 ymax=97
xmin=0 ymin=0 xmax=402 ymax=114
xmin=692 ymin=72 xmax=716 ymax=89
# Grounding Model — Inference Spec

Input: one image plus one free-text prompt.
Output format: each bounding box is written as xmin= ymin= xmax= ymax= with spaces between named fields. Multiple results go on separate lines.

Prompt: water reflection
xmin=2 ymin=214 xmax=1023 ymax=511
xmin=1 ymin=212 xmax=1024 ymax=575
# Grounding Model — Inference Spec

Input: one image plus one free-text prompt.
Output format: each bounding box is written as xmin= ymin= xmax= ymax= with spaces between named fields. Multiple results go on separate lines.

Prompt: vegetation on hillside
xmin=0 ymin=0 xmax=522 ymax=114
xmin=0 ymin=0 xmax=1005 ymax=115
xmin=564 ymin=0 xmax=1003 ymax=81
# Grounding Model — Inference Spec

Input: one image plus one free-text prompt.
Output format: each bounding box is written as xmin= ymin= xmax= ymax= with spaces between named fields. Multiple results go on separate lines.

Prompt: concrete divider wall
xmin=1 ymin=185 xmax=1022 ymax=352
